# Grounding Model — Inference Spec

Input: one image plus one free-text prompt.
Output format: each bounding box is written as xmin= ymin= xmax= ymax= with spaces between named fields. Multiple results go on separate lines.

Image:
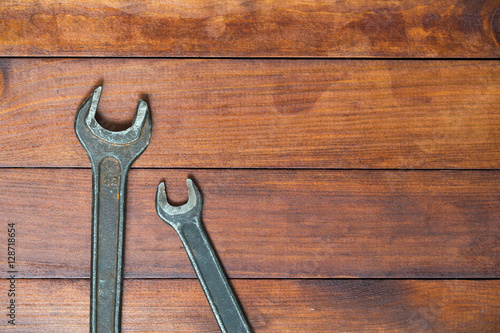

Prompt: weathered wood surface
xmin=1 ymin=279 xmax=498 ymax=332
xmin=1 ymin=0 xmax=500 ymax=58
xmin=1 ymin=168 xmax=498 ymax=279
xmin=0 ymin=58 xmax=499 ymax=169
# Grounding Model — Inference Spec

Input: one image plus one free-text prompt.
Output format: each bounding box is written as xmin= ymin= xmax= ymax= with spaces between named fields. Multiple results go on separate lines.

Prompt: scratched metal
xmin=75 ymin=86 xmax=151 ymax=333
xmin=156 ymin=179 xmax=252 ymax=333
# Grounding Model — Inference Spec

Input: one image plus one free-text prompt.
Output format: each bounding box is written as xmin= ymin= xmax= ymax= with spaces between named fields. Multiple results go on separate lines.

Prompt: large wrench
xmin=75 ymin=86 xmax=151 ymax=333
xmin=156 ymin=179 xmax=252 ymax=333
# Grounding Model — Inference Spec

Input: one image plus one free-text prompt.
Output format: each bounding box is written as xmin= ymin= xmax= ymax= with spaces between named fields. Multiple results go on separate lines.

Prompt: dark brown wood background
xmin=0 ymin=1 xmax=499 ymax=332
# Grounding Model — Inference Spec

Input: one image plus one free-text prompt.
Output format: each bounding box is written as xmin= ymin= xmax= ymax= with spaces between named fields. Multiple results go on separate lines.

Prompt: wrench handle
xmin=91 ymin=156 xmax=125 ymax=333
xmin=179 ymin=222 xmax=251 ymax=333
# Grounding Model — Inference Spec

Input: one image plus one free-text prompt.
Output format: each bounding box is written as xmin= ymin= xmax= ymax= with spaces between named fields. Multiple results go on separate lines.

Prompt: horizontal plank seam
xmin=4 ymin=277 xmax=499 ymax=281
xmin=0 ymin=166 xmax=499 ymax=171
xmin=1 ymin=56 xmax=500 ymax=61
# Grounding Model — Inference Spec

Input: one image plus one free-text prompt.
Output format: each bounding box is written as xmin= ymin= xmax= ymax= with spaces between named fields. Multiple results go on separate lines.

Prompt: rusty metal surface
xmin=75 ymin=86 xmax=151 ymax=333
xmin=156 ymin=179 xmax=252 ymax=333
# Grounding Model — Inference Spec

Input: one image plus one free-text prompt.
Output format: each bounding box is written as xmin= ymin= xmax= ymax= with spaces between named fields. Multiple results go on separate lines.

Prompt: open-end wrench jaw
xmin=74 ymin=86 xmax=151 ymax=165
xmin=74 ymin=86 xmax=152 ymax=333
xmin=156 ymin=179 xmax=203 ymax=230
xmin=155 ymin=179 xmax=252 ymax=333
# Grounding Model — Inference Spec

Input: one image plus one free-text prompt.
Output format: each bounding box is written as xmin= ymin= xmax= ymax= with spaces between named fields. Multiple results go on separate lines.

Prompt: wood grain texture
xmin=1 ymin=168 xmax=498 ymax=279
xmin=0 ymin=58 xmax=499 ymax=169
xmin=0 ymin=279 xmax=498 ymax=332
xmin=1 ymin=0 xmax=500 ymax=57
xmin=1 ymin=1 xmax=498 ymax=331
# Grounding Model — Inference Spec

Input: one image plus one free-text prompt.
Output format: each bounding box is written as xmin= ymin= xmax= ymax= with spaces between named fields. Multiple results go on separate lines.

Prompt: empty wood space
xmin=1 ymin=0 xmax=500 ymax=57
xmin=0 ymin=1 xmax=499 ymax=332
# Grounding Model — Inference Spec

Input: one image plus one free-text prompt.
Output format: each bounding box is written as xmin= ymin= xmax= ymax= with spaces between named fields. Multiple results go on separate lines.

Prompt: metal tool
xmin=156 ymin=179 xmax=252 ymax=333
xmin=75 ymin=86 xmax=151 ymax=333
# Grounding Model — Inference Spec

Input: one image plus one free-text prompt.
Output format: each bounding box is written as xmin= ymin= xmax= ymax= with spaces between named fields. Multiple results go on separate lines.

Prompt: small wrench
xmin=75 ymin=86 xmax=151 ymax=333
xmin=156 ymin=179 xmax=252 ymax=333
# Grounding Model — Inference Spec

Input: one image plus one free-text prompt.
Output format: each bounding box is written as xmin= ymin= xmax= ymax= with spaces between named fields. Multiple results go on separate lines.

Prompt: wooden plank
xmin=0 ymin=0 xmax=500 ymax=57
xmin=0 ymin=58 xmax=499 ymax=169
xmin=1 ymin=168 xmax=498 ymax=279
xmin=0 ymin=279 xmax=498 ymax=332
